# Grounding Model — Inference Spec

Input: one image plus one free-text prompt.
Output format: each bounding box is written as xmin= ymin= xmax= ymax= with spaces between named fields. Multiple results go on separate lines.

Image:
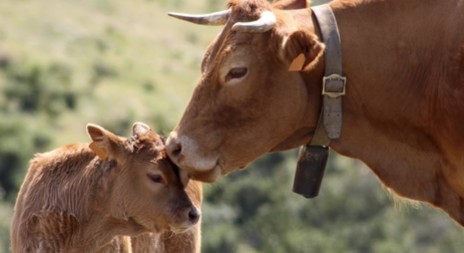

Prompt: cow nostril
xmin=172 ymin=143 xmax=182 ymax=157
xmin=188 ymin=208 xmax=200 ymax=223
xmin=167 ymin=137 xmax=182 ymax=159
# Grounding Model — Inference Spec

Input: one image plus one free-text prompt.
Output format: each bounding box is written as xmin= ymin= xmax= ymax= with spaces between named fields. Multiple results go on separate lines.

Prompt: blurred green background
xmin=1 ymin=0 xmax=463 ymax=252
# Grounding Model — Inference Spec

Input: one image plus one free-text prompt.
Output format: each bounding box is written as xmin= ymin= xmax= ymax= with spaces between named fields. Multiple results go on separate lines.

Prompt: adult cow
xmin=166 ymin=0 xmax=464 ymax=225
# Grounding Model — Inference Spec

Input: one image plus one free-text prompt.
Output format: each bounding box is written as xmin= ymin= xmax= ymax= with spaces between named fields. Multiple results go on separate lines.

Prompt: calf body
xmin=11 ymin=123 xmax=201 ymax=253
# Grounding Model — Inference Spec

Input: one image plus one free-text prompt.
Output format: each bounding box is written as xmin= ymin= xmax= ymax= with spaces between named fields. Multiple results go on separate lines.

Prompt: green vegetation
xmin=0 ymin=0 xmax=463 ymax=252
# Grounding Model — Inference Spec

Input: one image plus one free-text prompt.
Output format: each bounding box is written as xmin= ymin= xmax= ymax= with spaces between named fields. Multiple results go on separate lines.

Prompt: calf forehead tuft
xmin=127 ymin=132 xmax=164 ymax=156
xmin=131 ymin=134 xmax=182 ymax=185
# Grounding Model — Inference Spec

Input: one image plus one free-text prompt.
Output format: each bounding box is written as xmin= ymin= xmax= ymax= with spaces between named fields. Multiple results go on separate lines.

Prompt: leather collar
xmin=310 ymin=4 xmax=346 ymax=146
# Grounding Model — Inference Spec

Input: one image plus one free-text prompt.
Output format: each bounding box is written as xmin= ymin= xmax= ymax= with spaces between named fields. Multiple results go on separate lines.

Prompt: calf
xmin=11 ymin=122 xmax=201 ymax=253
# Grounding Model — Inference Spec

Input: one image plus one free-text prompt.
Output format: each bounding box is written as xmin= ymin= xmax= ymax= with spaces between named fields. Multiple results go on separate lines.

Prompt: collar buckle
xmin=322 ymin=74 xmax=346 ymax=98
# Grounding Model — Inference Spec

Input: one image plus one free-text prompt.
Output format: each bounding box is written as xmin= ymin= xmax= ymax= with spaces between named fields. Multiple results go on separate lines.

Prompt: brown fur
xmin=131 ymin=229 xmax=200 ymax=253
xmin=12 ymin=123 xmax=202 ymax=252
xmin=166 ymin=0 xmax=464 ymax=225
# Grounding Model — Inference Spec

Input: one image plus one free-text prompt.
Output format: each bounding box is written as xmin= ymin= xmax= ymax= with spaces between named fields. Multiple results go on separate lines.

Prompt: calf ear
xmin=284 ymin=30 xmax=324 ymax=72
xmin=132 ymin=122 xmax=151 ymax=137
xmin=131 ymin=122 xmax=164 ymax=147
xmin=87 ymin=123 xmax=121 ymax=160
xmin=272 ymin=0 xmax=309 ymax=10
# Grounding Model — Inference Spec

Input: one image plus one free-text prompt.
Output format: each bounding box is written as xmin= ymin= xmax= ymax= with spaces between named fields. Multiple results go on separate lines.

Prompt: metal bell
xmin=292 ymin=145 xmax=329 ymax=198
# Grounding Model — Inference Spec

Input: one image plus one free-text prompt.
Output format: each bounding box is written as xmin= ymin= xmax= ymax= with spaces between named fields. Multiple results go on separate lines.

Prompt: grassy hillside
xmin=0 ymin=0 xmax=225 ymax=141
xmin=1 ymin=0 xmax=464 ymax=253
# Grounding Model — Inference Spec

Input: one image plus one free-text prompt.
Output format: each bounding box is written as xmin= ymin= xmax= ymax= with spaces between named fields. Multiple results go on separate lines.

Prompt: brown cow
xmin=11 ymin=122 xmax=202 ymax=253
xmin=166 ymin=0 xmax=464 ymax=224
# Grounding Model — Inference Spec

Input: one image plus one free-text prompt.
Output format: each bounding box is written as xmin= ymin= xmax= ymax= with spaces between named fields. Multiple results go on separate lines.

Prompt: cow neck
xmin=309 ymin=4 xmax=346 ymax=146
xmin=291 ymin=4 xmax=347 ymax=198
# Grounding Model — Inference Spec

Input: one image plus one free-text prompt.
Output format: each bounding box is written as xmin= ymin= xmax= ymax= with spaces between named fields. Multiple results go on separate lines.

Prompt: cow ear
xmin=87 ymin=123 xmax=121 ymax=160
xmin=272 ymin=0 xmax=309 ymax=10
xmin=284 ymin=30 xmax=324 ymax=72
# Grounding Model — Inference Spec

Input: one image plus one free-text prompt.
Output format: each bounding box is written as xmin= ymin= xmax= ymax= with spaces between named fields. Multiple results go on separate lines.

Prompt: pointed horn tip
xmin=167 ymin=12 xmax=207 ymax=24
xmin=167 ymin=12 xmax=183 ymax=17
xmin=167 ymin=12 xmax=189 ymax=19
xmin=167 ymin=9 xmax=231 ymax=26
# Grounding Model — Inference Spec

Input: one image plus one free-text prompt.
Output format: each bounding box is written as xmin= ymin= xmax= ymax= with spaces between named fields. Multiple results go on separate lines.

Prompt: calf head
xmin=166 ymin=0 xmax=325 ymax=182
xmin=87 ymin=122 xmax=200 ymax=233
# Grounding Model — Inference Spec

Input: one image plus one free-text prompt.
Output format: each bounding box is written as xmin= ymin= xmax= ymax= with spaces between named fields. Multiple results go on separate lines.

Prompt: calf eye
xmin=226 ymin=67 xmax=248 ymax=81
xmin=147 ymin=173 xmax=164 ymax=184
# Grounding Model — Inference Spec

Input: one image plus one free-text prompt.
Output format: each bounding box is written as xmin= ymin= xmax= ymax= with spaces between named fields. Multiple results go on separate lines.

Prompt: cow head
xmin=87 ymin=122 xmax=201 ymax=233
xmin=166 ymin=0 xmax=325 ymax=182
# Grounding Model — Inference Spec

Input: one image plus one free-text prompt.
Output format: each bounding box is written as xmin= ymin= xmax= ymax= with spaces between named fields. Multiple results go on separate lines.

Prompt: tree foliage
xmin=202 ymin=153 xmax=464 ymax=253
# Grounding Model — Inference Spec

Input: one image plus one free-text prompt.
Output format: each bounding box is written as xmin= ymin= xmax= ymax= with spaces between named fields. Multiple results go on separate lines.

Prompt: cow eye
xmin=226 ymin=67 xmax=248 ymax=81
xmin=147 ymin=173 xmax=164 ymax=184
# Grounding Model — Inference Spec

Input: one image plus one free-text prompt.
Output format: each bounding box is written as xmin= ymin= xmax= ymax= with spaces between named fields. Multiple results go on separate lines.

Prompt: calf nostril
xmin=188 ymin=208 xmax=200 ymax=223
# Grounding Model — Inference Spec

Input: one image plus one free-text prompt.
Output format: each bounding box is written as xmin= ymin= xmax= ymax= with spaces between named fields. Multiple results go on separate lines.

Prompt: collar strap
xmin=310 ymin=4 xmax=346 ymax=145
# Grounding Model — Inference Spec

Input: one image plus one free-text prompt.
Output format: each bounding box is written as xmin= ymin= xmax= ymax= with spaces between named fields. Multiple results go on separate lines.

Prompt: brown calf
xmin=11 ymin=122 xmax=202 ymax=253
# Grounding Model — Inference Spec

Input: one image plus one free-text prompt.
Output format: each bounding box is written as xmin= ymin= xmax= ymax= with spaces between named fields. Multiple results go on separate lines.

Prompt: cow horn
xmin=168 ymin=9 xmax=231 ymax=26
xmin=232 ymin=10 xmax=276 ymax=33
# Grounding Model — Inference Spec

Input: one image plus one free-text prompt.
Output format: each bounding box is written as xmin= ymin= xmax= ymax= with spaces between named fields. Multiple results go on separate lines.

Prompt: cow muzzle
xmin=166 ymin=132 xmax=221 ymax=183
